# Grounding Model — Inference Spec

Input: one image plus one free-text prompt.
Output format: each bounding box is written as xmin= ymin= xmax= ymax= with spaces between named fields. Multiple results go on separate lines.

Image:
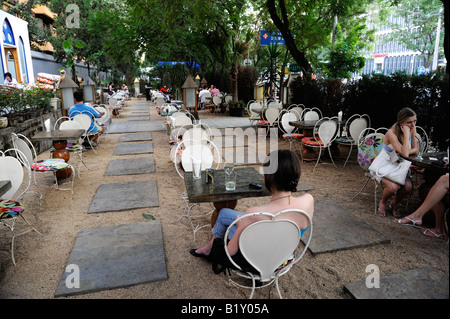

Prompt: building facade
xmin=1 ymin=9 xmax=34 ymax=84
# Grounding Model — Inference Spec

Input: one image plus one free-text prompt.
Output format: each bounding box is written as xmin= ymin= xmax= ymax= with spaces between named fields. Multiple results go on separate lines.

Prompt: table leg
xmin=52 ymin=140 xmax=72 ymax=179
xmin=211 ymin=200 xmax=238 ymax=228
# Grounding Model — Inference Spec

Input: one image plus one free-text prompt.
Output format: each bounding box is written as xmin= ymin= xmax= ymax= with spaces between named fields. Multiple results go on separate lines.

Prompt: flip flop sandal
xmin=421 ymin=228 xmax=446 ymax=240
xmin=377 ymin=207 xmax=386 ymax=217
xmin=388 ymin=204 xmax=402 ymax=218
xmin=396 ymin=217 xmax=422 ymax=228
xmin=392 ymin=209 xmax=402 ymax=218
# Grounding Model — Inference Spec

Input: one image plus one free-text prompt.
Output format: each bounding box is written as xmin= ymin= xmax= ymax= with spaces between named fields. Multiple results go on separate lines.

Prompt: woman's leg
xmin=390 ymin=177 xmax=413 ymax=214
xmin=379 ymin=178 xmax=399 ymax=216
xmin=194 ymin=208 xmax=242 ymax=255
xmin=398 ymin=175 xmax=449 ymax=227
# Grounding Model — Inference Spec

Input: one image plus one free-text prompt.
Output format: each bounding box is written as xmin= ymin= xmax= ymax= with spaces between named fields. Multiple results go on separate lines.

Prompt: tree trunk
xmin=230 ymin=62 xmax=239 ymax=102
xmin=441 ymin=0 xmax=449 ymax=74
xmin=266 ymin=0 xmax=313 ymax=75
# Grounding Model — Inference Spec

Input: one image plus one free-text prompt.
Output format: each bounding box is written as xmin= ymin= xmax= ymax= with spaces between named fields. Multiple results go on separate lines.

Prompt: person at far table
xmin=396 ymin=163 xmax=448 ymax=240
xmin=375 ymin=107 xmax=418 ymax=217
xmin=198 ymin=85 xmax=210 ymax=110
xmin=3 ymin=72 xmax=20 ymax=88
xmin=69 ymin=90 xmax=103 ymax=148
xmin=160 ymin=85 xmax=168 ymax=94
xmin=108 ymin=82 xmax=114 ymax=95
xmin=190 ymin=149 xmax=314 ymax=273
xmin=210 ymin=85 xmax=220 ymax=96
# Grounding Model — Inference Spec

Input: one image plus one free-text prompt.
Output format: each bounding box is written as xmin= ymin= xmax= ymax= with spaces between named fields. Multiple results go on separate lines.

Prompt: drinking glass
xmin=191 ymin=156 xmax=201 ymax=179
xmin=225 ymin=170 xmax=236 ymax=191
xmin=224 ymin=162 xmax=234 ymax=176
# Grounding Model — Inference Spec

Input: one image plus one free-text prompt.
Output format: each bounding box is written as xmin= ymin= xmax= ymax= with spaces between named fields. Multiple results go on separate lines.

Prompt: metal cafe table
xmin=31 ymin=129 xmax=85 ymax=179
xmin=184 ymin=167 xmax=270 ymax=227
xmin=401 ymin=151 xmax=448 ymax=201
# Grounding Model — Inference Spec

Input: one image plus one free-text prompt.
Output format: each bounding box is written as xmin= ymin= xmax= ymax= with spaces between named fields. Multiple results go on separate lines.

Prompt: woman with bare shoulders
xmin=376 ymin=108 xmax=418 ymax=217
xmin=190 ymin=149 xmax=314 ymax=264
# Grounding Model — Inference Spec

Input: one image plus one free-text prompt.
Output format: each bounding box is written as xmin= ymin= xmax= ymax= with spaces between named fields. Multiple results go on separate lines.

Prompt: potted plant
xmin=229 ymin=100 xmax=245 ymax=117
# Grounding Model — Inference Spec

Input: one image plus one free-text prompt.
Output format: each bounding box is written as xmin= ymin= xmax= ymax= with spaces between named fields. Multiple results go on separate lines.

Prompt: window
xmin=18 ymin=37 xmax=28 ymax=83
xmin=2 ymin=18 xmax=15 ymax=45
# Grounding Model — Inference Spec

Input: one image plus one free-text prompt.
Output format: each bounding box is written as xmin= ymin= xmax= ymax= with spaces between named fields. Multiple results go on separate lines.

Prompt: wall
xmin=0 ymin=109 xmax=62 ymax=154
xmin=31 ymin=50 xmax=109 ymax=84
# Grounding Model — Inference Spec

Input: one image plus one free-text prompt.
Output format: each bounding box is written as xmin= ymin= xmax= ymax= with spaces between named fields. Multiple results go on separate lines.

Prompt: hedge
xmin=289 ymin=72 xmax=449 ymax=151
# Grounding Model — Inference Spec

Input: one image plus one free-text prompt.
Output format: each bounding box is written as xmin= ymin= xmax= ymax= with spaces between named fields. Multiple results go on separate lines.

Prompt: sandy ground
xmin=0 ymin=98 xmax=448 ymax=301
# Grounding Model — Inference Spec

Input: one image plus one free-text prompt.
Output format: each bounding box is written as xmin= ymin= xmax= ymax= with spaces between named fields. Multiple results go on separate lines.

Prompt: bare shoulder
xmin=293 ymin=193 xmax=314 ymax=217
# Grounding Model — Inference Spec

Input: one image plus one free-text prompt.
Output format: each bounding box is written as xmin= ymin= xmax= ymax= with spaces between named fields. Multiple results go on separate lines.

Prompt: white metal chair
xmin=415 ymin=126 xmax=429 ymax=155
xmin=0 ymin=148 xmax=42 ymax=265
xmin=71 ymin=112 xmax=100 ymax=153
xmin=257 ymin=107 xmax=280 ymax=138
xmin=55 ymin=118 xmax=90 ymax=177
xmin=224 ymin=209 xmax=313 ymax=299
xmin=247 ymin=100 xmax=263 ymax=127
xmin=11 ymin=133 xmax=75 ymax=193
xmin=174 ymin=138 xmax=221 ymax=239
xmin=287 ymin=104 xmax=304 ymax=121
xmin=301 ymin=107 xmax=322 ymax=121
xmin=301 ymin=117 xmax=339 ymax=172
xmin=108 ymin=96 xmax=121 ymax=117
xmin=211 ymin=95 xmax=222 ymax=114
xmin=353 ymin=127 xmax=388 ymax=214
xmin=278 ymin=110 xmax=304 ymax=151
xmin=335 ymin=114 xmax=371 ymax=167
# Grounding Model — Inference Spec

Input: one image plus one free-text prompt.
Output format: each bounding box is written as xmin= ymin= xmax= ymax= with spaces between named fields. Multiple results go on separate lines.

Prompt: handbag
xmin=369 ymin=148 xmax=411 ymax=185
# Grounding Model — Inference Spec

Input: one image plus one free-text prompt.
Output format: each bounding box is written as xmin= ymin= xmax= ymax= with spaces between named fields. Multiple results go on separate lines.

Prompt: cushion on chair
xmin=357 ymin=135 xmax=385 ymax=172
xmin=301 ymin=137 xmax=324 ymax=146
xmin=50 ymin=143 xmax=85 ymax=152
xmin=31 ymin=159 xmax=69 ymax=171
xmin=283 ymin=133 xmax=304 ymax=140
xmin=335 ymin=136 xmax=354 ymax=144
xmin=66 ymin=143 xmax=85 ymax=152
xmin=0 ymin=199 xmax=25 ymax=219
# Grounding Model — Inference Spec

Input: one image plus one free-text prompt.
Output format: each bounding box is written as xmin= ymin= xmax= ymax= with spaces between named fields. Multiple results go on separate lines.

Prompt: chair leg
xmin=343 ymin=144 xmax=353 ymax=168
xmin=313 ymin=148 xmax=322 ymax=172
xmin=353 ymin=176 xmax=371 ymax=199
xmin=275 ymin=277 xmax=283 ymax=299
xmin=327 ymin=146 xmax=337 ymax=169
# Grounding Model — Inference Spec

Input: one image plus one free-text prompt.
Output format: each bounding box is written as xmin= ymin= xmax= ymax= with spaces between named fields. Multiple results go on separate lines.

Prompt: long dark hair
xmin=263 ymin=150 xmax=301 ymax=193
xmin=390 ymin=107 xmax=417 ymax=145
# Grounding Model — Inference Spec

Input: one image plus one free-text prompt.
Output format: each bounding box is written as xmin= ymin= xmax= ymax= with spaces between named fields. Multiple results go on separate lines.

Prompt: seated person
xmin=108 ymin=82 xmax=115 ymax=95
xmin=190 ymin=149 xmax=314 ymax=270
xmin=396 ymin=166 xmax=448 ymax=240
xmin=69 ymin=90 xmax=103 ymax=147
xmin=375 ymin=107 xmax=418 ymax=217
xmin=4 ymin=72 xmax=19 ymax=88
xmin=198 ymin=85 xmax=210 ymax=109
xmin=210 ymin=85 xmax=220 ymax=96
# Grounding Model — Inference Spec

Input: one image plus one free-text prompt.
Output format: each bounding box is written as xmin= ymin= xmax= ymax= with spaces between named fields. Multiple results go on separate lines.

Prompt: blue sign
xmin=260 ymin=30 xmax=285 ymax=46
xmin=156 ymin=61 xmax=201 ymax=69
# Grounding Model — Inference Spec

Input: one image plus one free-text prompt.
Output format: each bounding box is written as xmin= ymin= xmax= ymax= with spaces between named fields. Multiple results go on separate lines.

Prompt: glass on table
xmin=225 ymin=170 xmax=236 ymax=191
xmin=191 ymin=156 xmax=202 ymax=180
xmin=224 ymin=162 xmax=234 ymax=175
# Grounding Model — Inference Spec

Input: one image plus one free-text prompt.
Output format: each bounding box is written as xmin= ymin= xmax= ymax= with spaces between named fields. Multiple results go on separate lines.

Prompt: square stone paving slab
xmin=54 ymin=221 xmax=167 ymax=297
xmin=104 ymin=157 xmax=156 ymax=176
xmin=303 ymin=200 xmax=390 ymax=254
xmin=88 ymin=180 xmax=159 ymax=213
xmin=113 ymin=142 xmax=154 ymax=155
xmin=107 ymin=121 xmax=164 ymax=133
xmin=119 ymin=133 xmax=153 ymax=142
xmin=129 ymin=116 xmax=150 ymax=121
xmin=343 ymin=267 xmax=449 ymax=299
